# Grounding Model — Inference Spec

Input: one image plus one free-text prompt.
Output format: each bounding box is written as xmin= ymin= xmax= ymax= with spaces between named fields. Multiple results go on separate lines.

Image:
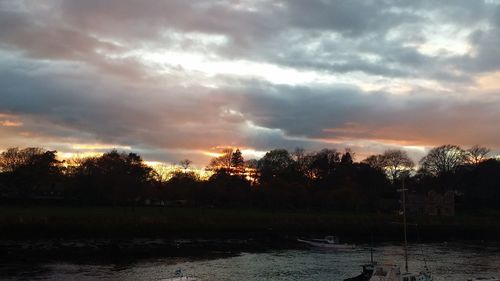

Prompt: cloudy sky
xmin=1 ymin=0 xmax=500 ymax=166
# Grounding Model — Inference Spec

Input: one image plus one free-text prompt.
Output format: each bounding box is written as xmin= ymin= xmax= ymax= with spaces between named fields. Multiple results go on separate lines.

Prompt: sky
xmin=1 ymin=0 xmax=500 ymax=166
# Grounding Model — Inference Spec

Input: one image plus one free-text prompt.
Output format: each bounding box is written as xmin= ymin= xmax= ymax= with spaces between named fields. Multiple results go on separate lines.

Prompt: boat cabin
xmin=372 ymin=264 xmax=401 ymax=280
xmin=324 ymin=236 xmax=340 ymax=244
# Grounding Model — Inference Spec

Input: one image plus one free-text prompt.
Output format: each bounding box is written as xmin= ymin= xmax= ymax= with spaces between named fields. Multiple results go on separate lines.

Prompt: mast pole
xmin=370 ymin=230 xmax=374 ymax=264
xmin=370 ymin=247 xmax=374 ymax=264
xmin=402 ymin=177 xmax=409 ymax=273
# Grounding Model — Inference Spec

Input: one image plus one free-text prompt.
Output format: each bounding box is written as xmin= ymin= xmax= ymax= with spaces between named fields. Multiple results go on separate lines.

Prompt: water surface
xmin=2 ymin=242 xmax=499 ymax=281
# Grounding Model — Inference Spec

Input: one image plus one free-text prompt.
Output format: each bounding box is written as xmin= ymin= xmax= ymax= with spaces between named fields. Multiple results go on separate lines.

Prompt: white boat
xmin=297 ymin=235 xmax=354 ymax=249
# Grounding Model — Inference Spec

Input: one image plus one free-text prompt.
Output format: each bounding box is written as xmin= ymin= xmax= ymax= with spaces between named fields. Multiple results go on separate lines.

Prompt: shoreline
xmin=2 ymin=237 xmax=499 ymax=266
xmin=2 ymin=206 xmax=500 ymax=265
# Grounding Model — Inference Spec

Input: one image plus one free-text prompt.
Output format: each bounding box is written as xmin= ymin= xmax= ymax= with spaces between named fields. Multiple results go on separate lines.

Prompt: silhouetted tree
xmin=381 ymin=149 xmax=414 ymax=182
xmin=207 ymin=148 xmax=247 ymax=178
xmin=0 ymin=147 xmax=48 ymax=172
xmin=244 ymin=158 xmax=259 ymax=183
xmin=308 ymin=149 xmax=341 ymax=185
xmin=0 ymin=147 xmax=63 ymax=200
xmin=162 ymin=169 xmax=203 ymax=206
xmin=230 ymin=149 xmax=245 ymax=176
xmin=356 ymin=162 xmax=394 ymax=210
xmin=462 ymin=159 xmax=500 ymax=210
xmin=291 ymin=148 xmax=315 ymax=182
xmin=207 ymin=148 xmax=234 ymax=172
xmin=230 ymin=149 xmax=244 ymax=168
xmin=71 ymin=150 xmax=157 ymax=205
xmin=206 ymin=169 xmax=251 ymax=207
xmin=152 ymin=163 xmax=179 ymax=182
xmin=1 ymin=144 xmax=499 ymax=213
xmin=466 ymin=145 xmax=490 ymax=165
xmin=258 ymin=149 xmax=297 ymax=183
xmin=340 ymin=149 xmax=354 ymax=166
xmin=419 ymin=145 xmax=467 ymax=176
xmin=179 ymin=159 xmax=192 ymax=171
xmin=362 ymin=154 xmax=385 ymax=171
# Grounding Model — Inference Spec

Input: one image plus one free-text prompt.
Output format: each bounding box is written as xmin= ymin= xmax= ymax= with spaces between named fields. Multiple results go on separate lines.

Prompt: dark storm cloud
xmin=237 ymin=83 xmax=500 ymax=147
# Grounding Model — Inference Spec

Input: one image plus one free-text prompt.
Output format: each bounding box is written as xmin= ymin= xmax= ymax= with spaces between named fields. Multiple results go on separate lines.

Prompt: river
xmin=1 ymin=242 xmax=499 ymax=281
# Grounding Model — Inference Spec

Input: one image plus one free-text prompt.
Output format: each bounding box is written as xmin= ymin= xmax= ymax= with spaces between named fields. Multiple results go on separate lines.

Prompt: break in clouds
xmin=1 ymin=0 xmax=500 ymax=165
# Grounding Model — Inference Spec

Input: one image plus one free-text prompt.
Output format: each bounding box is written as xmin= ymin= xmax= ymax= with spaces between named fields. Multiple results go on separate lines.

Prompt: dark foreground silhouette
xmin=1 ymin=145 xmax=499 ymax=213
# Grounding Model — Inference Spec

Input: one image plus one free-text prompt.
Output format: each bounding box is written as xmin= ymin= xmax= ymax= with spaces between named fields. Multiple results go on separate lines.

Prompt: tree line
xmin=0 ymin=145 xmax=499 ymax=212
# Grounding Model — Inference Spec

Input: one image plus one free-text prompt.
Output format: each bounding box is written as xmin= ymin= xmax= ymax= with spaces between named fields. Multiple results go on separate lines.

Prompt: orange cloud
xmin=0 ymin=120 xmax=23 ymax=127
xmin=476 ymin=71 xmax=500 ymax=91
xmin=71 ymin=143 xmax=132 ymax=150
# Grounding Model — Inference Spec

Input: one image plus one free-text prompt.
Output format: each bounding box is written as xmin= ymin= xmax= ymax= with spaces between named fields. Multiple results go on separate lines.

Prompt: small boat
xmin=345 ymin=263 xmax=432 ymax=281
xmin=297 ymin=235 xmax=354 ymax=249
xmin=344 ymin=263 xmax=374 ymax=281
xmin=161 ymin=268 xmax=200 ymax=281
xmin=345 ymin=182 xmax=433 ymax=281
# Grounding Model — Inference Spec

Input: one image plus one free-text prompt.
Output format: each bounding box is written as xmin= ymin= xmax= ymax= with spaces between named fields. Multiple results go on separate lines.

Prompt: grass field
xmin=1 ymin=206 xmax=499 ymax=240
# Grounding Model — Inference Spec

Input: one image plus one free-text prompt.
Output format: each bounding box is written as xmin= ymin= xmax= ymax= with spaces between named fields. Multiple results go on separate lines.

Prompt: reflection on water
xmin=1 ymin=243 xmax=499 ymax=281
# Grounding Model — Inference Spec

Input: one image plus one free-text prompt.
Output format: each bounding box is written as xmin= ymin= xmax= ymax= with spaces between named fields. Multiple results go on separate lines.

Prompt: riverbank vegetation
xmin=1 ymin=144 xmax=500 ymax=240
xmin=1 ymin=206 xmax=500 ymax=241
xmin=1 ymin=145 xmax=499 ymax=213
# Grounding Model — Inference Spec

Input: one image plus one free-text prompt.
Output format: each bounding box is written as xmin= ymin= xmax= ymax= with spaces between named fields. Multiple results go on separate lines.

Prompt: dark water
xmin=2 ymin=243 xmax=499 ymax=281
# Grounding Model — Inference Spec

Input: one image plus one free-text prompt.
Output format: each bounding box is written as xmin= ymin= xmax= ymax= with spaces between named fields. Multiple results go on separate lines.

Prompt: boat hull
xmin=344 ymin=265 xmax=374 ymax=281
xmin=297 ymin=239 xmax=354 ymax=249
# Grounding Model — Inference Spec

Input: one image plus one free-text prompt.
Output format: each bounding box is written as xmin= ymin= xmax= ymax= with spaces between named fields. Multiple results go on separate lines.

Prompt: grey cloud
xmin=284 ymin=0 xmax=420 ymax=36
xmin=3 ymin=0 xmax=500 ymax=80
xmin=2 ymin=0 xmax=500 ymax=165
xmin=0 ymin=55 xmax=252 ymax=155
xmin=2 ymin=52 xmax=500 ymax=165
xmin=237 ymin=82 xmax=500 ymax=148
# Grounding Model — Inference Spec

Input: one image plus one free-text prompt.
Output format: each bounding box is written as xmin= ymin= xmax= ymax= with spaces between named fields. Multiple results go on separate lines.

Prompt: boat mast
xmin=402 ymin=178 xmax=409 ymax=273
xmin=370 ymin=230 xmax=374 ymax=264
xmin=370 ymin=247 xmax=374 ymax=264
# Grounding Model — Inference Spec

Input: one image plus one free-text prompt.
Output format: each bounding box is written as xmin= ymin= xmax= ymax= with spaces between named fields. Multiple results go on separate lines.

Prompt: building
xmin=406 ymin=190 xmax=455 ymax=216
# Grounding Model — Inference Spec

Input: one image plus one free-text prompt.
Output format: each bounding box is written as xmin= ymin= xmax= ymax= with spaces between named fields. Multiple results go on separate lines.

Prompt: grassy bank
xmin=1 ymin=206 xmax=499 ymax=241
